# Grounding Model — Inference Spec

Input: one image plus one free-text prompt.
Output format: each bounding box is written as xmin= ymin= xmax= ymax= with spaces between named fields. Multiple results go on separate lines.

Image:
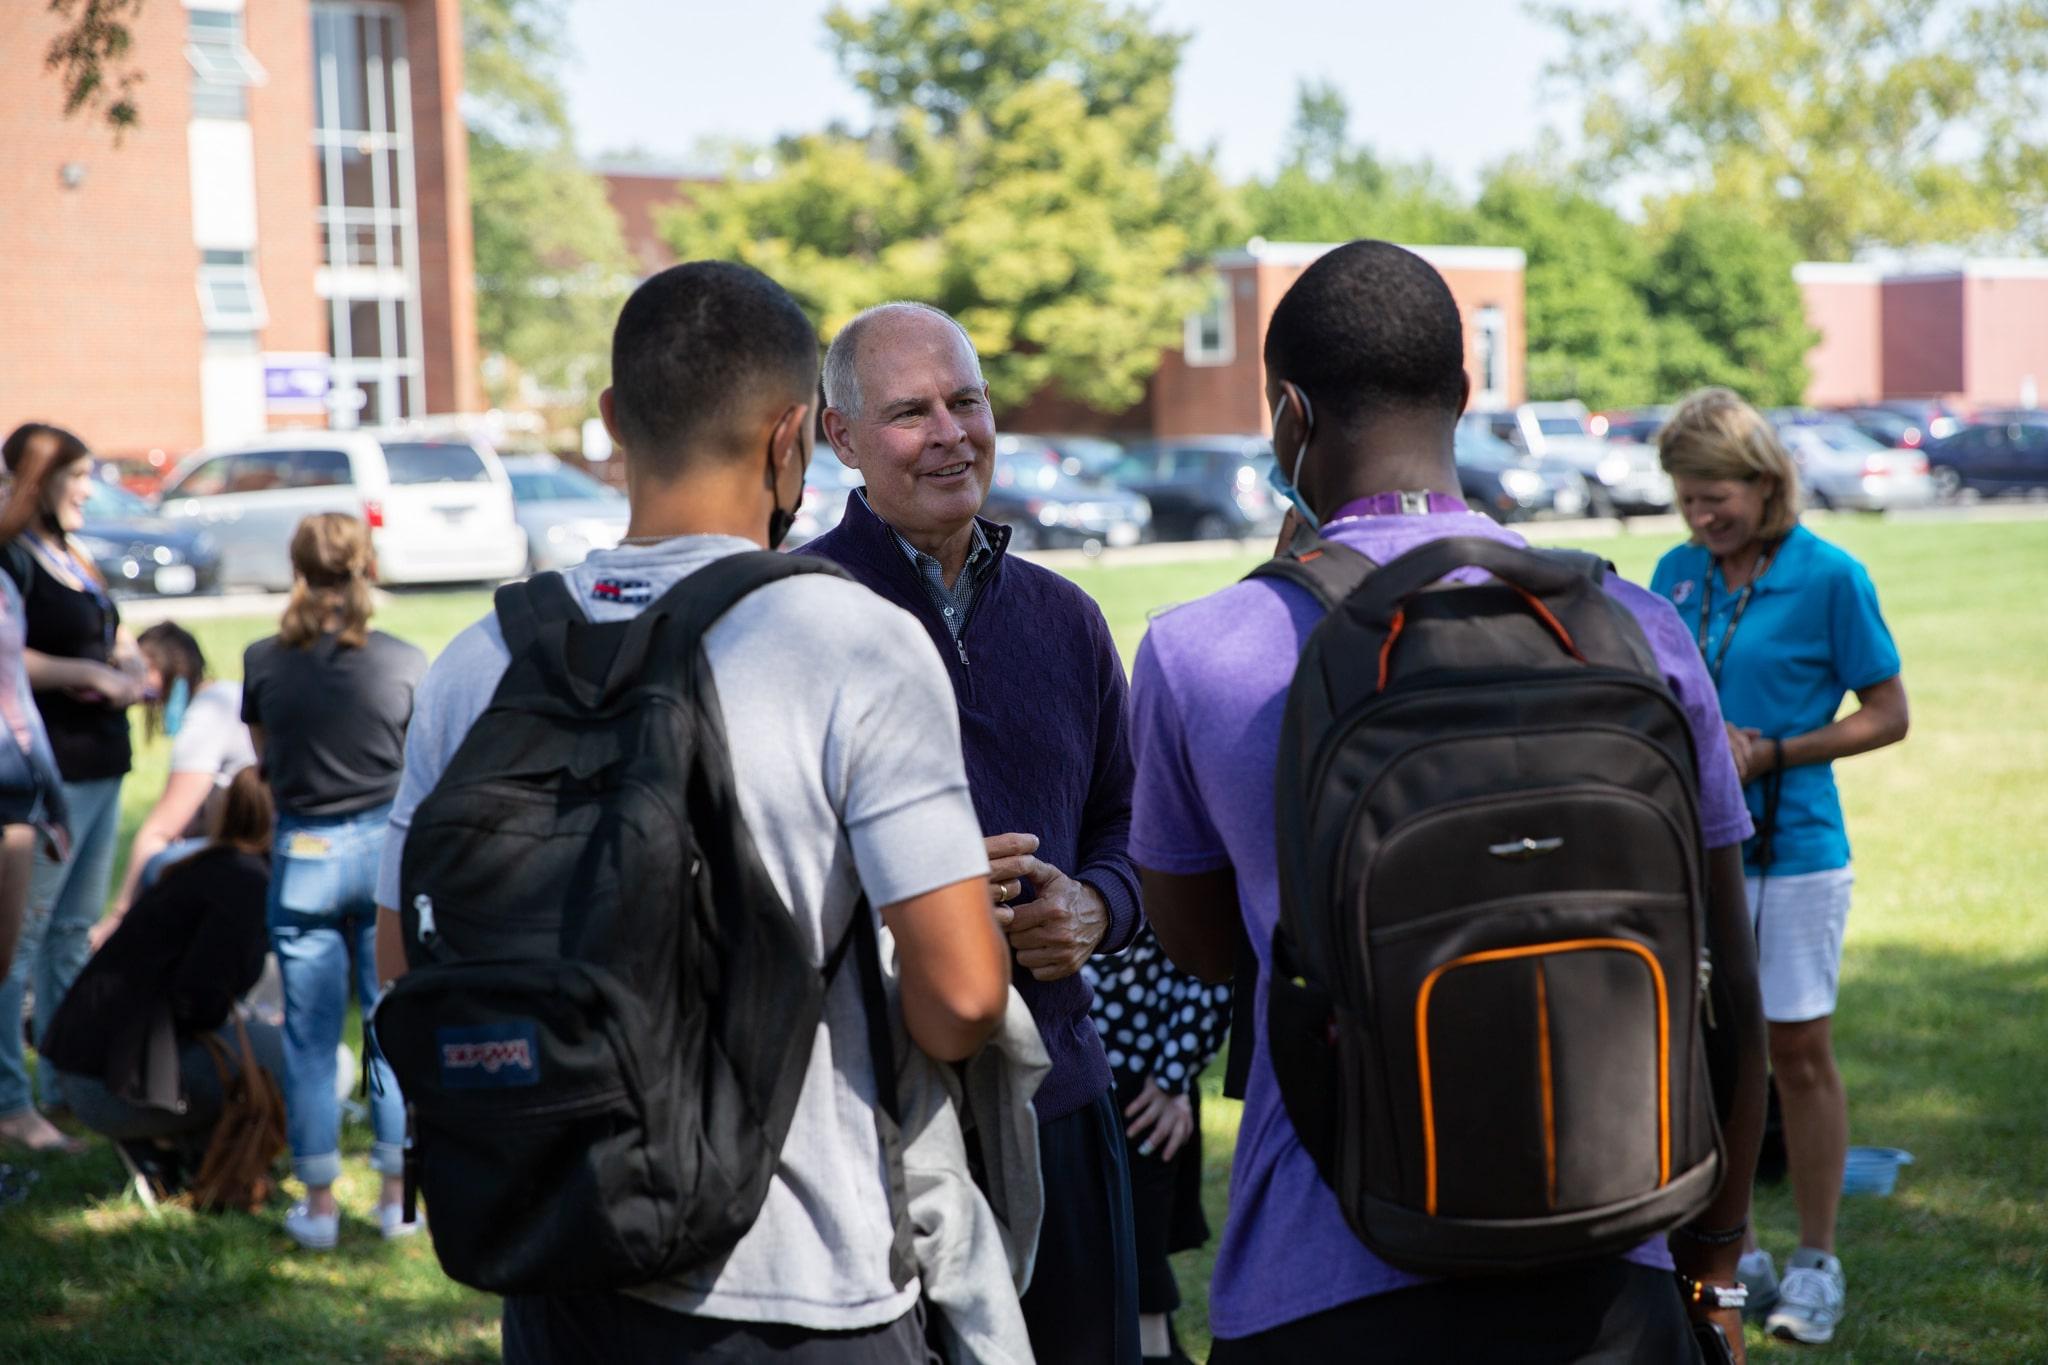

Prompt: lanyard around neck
xmin=1697 ymin=539 xmax=1781 ymax=688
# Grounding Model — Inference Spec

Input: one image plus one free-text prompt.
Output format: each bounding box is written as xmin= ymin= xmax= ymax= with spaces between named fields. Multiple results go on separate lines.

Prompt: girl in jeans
xmin=241 ymin=513 xmax=426 ymax=1248
xmin=0 ymin=424 xmax=145 ymax=1154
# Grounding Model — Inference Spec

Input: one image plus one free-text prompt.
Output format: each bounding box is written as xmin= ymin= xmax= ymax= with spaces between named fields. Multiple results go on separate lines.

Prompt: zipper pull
xmin=1698 ymin=950 xmax=1716 ymax=1029
xmin=955 ymin=638 xmax=970 ymax=670
xmin=413 ymin=892 xmax=438 ymax=947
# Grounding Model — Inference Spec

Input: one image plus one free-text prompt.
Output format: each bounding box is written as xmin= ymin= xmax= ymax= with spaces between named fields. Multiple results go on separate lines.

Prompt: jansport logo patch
xmin=438 ymin=1021 xmax=541 ymax=1088
xmin=591 ymin=578 xmax=653 ymax=605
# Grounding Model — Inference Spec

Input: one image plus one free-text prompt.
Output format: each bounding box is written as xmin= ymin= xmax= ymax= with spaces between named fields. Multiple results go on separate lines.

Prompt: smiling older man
xmin=806 ymin=302 xmax=1144 ymax=1365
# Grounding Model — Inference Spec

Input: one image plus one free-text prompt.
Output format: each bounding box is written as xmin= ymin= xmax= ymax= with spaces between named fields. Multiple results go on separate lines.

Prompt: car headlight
xmin=1500 ymin=468 xmax=1544 ymax=499
xmin=152 ymin=545 xmax=176 ymax=566
xmin=1596 ymin=454 xmax=1632 ymax=486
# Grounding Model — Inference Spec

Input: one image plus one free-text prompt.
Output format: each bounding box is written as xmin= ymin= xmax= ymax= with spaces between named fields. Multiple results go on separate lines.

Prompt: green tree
xmin=465 ymin=0 xmax=631 ymax=417
xmin=1646 ymin=200 xmax=1816 ymax=406
xmin=1542 ymin=0 xmax=2048 ymax=257
xmin=1245 ymin=83 xmax=1481 ymax=246
xmin=1473 ymin=169 xmax=1662 ymax=409
xmin=670 ymin=0 xmax=1237 ymax=414
xmin=43 ymin=0 xmax=146 ymax=137
xmin=824 ymin=0 xmax=1188 ymax=157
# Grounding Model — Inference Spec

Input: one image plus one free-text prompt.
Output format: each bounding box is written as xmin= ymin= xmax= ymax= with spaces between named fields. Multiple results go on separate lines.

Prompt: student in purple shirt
xmin=1130 ymin=241 xmax=1769 ymax=1362
xmin=809 ymin=302 xmax=1143 ymax=1365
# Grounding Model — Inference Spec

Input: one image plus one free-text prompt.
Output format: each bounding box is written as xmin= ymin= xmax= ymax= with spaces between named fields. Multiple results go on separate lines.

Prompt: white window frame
xmin=1474 ymin=305 xmax=1508 ymax=408
xmin=1183 ymin=275 xmax=1235 ymax=367
xmin=186 ymin=8 xmax=265 ymax=120
xmin=197 ymin=249 xmax=268 ymax=331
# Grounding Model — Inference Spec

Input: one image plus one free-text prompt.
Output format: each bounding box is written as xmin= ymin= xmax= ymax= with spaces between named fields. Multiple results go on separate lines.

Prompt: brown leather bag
xmin=182 ymin=1012 xmax=288 ymax=1214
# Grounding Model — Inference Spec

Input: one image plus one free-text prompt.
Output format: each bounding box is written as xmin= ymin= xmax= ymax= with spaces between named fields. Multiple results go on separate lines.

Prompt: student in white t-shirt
xmin=94 ymin=622 xmax=257 ymax=947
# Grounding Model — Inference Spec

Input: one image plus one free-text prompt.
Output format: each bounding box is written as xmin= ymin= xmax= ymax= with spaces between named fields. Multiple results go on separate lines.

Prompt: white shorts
xmin=1747 ymin=865 xmax=1855 ymax=1024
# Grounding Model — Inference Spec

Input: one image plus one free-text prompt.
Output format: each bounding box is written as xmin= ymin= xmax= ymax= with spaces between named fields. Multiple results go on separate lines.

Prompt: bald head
xmin=822 ymin=302 xmax=983 ymax=422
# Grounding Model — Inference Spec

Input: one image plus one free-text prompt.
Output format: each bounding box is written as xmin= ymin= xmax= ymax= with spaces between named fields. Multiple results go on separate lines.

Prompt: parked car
xmin=1591 ymin=407 xmax=1670 ymax=446
xmin=983 ymin=438 xmax=1150 ymax=552
xmin=501 ymin=453 xmax=628 ymax=572
xmin=786 ymin=447 xmax=866 ymax=548
xmin=1454 ymin=422 xmax=1592 ymax=522
xmin=78 ymin=479 xmax=222 ymax=599
xmin=1830 ymin=406 xmax=1926 ymax=450
xmin=1030 ymin=433 xmax=1126 ymax=481
xmin=1472 ymin=402 xmax=1674 ymax=515
xmin=95 ymin=450 xmax=181 ymax=500
xmin=1108 ymin=436 xmax=1280 ymax=541
xmin=1867 ymin=399 xmax=1969 ymax=444
xmin=1773 ymin=421 xmax=1936 ymax=511
xmin=155 ymin=430 xmax=527 ymax=590
xmin=1924 ymin=418 xmax=2048 ymax=499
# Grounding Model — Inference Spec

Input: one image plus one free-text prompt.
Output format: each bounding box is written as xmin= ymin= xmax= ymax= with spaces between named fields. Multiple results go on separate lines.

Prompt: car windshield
xmin=383 ymin=441 xmax=489 ymax=485
xmin=1808 ymin=425 xmax=1885 ymax=454
xmin=996 ymin=452 xmax=1095 ymax=495
xmin=85 ymin=480 xmax=151 ymax=519
xmin=1536 ymin=417 xmax=1587 ymax=436
xmin=506 ymin=466 xmax=622 ymax=504
xmin=1455 ymin=431 xmax=1519 ymax=470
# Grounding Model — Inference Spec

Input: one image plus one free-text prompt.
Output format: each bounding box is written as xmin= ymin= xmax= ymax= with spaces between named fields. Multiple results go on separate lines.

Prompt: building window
xmin=187 ymin=9 xmax=265 ymax=121
xmin=312 ymin=2 xmax=426 ymax=427
xmin=1475 ymin=305 xmax=1507 ymax=406
xmin=197 ymin=249 xmax=268 ymax=330
xmin=1184 ymin=275 xmax=1234 ymax=367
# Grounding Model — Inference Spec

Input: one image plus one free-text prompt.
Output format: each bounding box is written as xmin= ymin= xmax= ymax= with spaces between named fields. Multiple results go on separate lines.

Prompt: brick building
xmin=1140 ymin=240 xmax=1526 ymax=439
xmin=0 ymin=0 xmax=478 ymax=455
xmin=1797 ymin=260 xmax=2048 ymax=409
xmin=599 ymin=163 xmax=723 ymax=278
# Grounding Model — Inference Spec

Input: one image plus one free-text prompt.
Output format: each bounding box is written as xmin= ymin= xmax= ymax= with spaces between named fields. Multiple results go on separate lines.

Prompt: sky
xmin=562 ymin=0 xmax=1660 ymax=190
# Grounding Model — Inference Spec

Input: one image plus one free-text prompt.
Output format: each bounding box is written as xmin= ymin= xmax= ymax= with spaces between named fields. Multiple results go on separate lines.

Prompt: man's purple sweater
xmin=804 ymin=491 xmax=1141 ymax=1122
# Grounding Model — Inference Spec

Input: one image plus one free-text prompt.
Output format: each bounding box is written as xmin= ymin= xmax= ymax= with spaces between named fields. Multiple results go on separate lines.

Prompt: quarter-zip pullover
xmin=805 ymin=489 xmax=1143 ymax=1121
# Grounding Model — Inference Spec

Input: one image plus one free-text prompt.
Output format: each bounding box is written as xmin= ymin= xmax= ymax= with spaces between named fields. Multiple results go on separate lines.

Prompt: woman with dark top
xmin=242 ymin=513 xmax=425 ymax=1249
xmin=40 ymin=767 xmax=281 ymax=1179
xmin=0 ymin=423 xmax=145 ymax=1154
xmin=1653 ymin=389 xmax=1910 ymax=1346
xmin=1085 ymin=931 xmax=1231 ymax=1365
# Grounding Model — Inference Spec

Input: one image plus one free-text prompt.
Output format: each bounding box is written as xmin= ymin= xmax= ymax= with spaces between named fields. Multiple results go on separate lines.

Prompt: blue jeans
xmin=0 ymin=774 xmax=124 ymax=1116
xmin=268 ymin=803 xmax=404 ymax=1187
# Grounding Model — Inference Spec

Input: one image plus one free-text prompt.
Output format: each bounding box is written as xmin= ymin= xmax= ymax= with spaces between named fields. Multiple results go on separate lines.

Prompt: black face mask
xmin=766 ymin=443 xmax=802 ymax=551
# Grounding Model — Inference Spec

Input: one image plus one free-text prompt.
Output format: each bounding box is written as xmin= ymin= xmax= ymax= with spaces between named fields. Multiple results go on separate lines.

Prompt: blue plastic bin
xmin=1842 ymin=1146 xmax=1914 ymax=1196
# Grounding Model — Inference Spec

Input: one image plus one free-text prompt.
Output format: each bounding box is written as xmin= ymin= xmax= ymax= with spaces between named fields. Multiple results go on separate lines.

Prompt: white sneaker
xmin=1767 ymin=1249 xmax=1846 ymax=1344
xmin=378 ymin=1201 xmax=423 ymax=1240
xmin=1736 ymin=1248 xmax=1780 ymax=1319
xmin=284 ymin=1201 xmax=339 ymax=1251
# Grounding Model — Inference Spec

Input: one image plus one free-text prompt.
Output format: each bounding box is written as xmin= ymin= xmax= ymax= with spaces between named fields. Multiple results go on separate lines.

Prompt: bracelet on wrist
xmin=1673 ymin=1219 xmax=1748 ymax=1246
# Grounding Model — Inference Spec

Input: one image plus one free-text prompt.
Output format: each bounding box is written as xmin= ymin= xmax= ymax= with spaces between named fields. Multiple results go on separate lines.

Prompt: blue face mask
xmin=1266 ymin=388 xmax=1319 ymax=530
xmin=162 ymin=676 xmax=190 ymax=738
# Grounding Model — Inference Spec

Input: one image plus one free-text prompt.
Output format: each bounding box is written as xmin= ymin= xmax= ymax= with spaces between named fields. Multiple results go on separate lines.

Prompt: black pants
xmin=1020 ymin=1087 xmax=1143 ymax=1365
xmin=502 ymin=1292 xmax=934 ymax=1364
xmin=1207 ymin=1261 xmax=1697 ymax=1365
xmin=1114 ymin=1070 xmax=1210 ymax=1315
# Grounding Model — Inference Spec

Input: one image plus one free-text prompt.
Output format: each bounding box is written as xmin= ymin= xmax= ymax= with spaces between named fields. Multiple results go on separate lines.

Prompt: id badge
xmin=287 ymin=832 xmax=333 ymax=858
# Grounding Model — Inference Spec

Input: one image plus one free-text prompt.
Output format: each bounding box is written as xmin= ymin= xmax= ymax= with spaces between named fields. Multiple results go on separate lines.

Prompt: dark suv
xmin=1109 ymin=436 xmax=1281 ymax=541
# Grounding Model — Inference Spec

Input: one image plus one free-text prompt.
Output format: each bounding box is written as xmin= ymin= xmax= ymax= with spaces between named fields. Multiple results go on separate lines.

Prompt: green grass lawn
xmin=3 ymin=516 xmax=2044 ymax=1362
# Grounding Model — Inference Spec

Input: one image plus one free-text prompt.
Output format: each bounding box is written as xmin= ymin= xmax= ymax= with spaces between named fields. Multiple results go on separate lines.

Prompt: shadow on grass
xmin=1 ymin=1143 xmax=497 ymax=1364
xmin=1744 ymin=940 xmax=2048 ymax=1362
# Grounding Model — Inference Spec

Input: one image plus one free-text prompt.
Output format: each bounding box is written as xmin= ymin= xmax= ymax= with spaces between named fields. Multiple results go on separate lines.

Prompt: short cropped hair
xmin=822 ymin=302 xmax=981 ymax=421
xmin=1657 ymin=388 xmax=1803 ymax=541
xmin=609 ymin=262 xmax=819 ymax=477
xmin=1263 ymin=240 xmax=1469 ymax=428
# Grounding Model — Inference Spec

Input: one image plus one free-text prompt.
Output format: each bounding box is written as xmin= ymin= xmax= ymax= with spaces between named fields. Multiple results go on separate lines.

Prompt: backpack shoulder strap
xmin=1532 ymin=547 xmax=1611 ymax=585
xmin=823 ymin=899 xmax=917 ymax=1291
xmin=1243 ymin=525 xmax=1379 ymax=613
xmin=645 ymin=551 xmax=853 ymax=650
xmin=493 ymin=571 xmax=581 ymax=658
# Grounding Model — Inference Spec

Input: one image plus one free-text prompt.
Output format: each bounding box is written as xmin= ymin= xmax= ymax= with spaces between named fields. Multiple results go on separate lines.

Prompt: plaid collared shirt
xmin=868 ymin=491 xmax=995 ymax=641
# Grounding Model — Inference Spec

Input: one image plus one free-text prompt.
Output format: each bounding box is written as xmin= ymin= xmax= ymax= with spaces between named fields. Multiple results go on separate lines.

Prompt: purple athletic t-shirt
xmin=1129 ymin=506 xmax=1754 ymax=1341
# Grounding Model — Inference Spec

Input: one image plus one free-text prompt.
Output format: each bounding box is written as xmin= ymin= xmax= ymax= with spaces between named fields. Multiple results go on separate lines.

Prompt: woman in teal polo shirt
xmin=1653 ymin=389 xmax=1910 ymax=1349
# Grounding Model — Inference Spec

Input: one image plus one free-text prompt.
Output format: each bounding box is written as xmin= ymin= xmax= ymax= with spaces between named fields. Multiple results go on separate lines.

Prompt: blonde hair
xmin=1656 ymin=388 xmax=1803 ymax=542
xmin=279 ymin=513 xmax=375 ymax=649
